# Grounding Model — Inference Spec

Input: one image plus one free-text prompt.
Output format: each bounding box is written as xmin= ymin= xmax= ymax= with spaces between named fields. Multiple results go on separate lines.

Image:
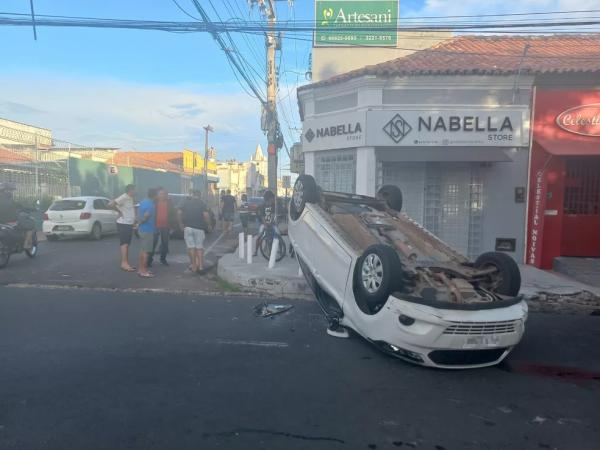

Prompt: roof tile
xmin=302 ymin=35 xmax=600 ymax=90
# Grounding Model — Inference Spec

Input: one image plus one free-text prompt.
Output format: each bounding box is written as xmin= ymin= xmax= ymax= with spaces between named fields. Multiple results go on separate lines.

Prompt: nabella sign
xmin=315 ymin=0 xmax=399 ymax=47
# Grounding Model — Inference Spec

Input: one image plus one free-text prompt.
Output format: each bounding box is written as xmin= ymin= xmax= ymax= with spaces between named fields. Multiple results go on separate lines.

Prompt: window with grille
xmin=314 ymin=150 xmax=356 ymax=194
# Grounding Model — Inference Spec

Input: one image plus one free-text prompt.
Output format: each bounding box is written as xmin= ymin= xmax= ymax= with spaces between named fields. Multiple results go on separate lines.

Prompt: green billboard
xmin=315 ymin=0 xmax=399 ymax=47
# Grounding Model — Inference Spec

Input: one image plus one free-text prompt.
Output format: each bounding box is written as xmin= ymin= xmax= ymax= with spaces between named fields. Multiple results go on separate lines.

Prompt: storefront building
xmin=527 ymin=89 xmax=600 ymax=269
xmin=298 ymin=36 xmax=600 ymax=263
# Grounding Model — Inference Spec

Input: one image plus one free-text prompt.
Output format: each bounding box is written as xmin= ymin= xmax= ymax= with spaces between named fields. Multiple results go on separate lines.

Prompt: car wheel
xmin=46 ymin=234 xmax=59 ymax=241
xmin=25 ymin=233 xmax=38 ymax=258
xmin=290 ymin=174 xmax=319 ymax=221
xmin=0 ymin=243 xmax=9 ymax=268
xmin=354 ymin=244 xmax=402 ymax=312
xmin=90 ymin=222 xmax=102 ymax=241
xmin=377 ymin=185 xmax=403 ymax=212
xmin=475 ymin=251 xmax=521 ymax=297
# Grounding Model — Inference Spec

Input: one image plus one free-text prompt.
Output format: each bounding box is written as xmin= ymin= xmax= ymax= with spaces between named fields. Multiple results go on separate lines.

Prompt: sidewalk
xmin=218 ymin=244 xmax=600 ymax=313
xmin=217 ymin=237 xmax=311 ymax=299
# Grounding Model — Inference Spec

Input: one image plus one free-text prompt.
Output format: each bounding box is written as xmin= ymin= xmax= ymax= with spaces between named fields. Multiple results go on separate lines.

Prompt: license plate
xmin=55 ymin=225 xmax=72 ymax=231
xmin=463 ymin=335 xmax=501 ymax=349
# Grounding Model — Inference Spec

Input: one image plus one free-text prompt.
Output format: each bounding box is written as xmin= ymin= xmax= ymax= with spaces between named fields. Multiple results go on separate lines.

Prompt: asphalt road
xmin=1 ymin=286 xmax=599 ymax=450
xmin=0 ymin=228 xmax=239 ymax=291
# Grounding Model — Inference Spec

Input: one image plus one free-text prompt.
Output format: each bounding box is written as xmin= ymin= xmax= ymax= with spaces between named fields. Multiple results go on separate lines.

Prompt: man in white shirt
xmin=109 ymin=184 xmax=137 ymax=272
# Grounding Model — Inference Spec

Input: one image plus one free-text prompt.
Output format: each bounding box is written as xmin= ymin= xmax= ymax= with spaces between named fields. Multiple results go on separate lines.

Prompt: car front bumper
xmin=43 ymin=220 xmax=93 ymax=236
xmin=344 ymin=296 xmax=528 ymax=369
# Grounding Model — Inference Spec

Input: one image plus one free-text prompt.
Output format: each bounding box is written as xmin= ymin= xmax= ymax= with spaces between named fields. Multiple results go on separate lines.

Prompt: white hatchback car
xmin=43 ymin=196 xmax=119 ymax=240
xmin=288 ymin=175 xmax=528 ymax=369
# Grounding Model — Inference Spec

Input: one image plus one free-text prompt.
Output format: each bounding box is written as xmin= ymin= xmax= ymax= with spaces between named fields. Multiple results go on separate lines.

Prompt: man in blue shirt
xmin=137 ymin=188 xmax=157 ymax=278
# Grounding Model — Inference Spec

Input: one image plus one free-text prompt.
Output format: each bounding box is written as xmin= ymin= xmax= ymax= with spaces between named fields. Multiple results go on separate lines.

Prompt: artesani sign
xmin=315 ymin=0 xmax=399 ymax=47
xmin=555 ymin=104 xmax=600 ymax=137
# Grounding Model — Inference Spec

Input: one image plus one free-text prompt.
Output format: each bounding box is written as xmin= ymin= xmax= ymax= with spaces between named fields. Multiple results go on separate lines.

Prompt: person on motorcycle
xmin=0 ymin=182 xmax=33 ymax=249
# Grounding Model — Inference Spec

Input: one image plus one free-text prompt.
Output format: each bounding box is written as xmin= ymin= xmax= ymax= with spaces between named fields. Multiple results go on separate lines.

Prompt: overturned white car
xmin=288 ymin=175 xmax=527 ymax=369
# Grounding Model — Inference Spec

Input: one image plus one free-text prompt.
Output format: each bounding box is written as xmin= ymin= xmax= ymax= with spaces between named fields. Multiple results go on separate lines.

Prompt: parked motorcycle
xmin=0 ymin=212 xmax=38 ymax=268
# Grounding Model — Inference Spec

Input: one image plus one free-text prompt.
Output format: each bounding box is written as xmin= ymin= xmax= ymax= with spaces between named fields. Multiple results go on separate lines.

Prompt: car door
xmin=297 ymin=207 xmax=352 ymax=302
xmin=92 ymin=199 xmax=113 ymax=233
xmin=100 ymin=198 xmax=118 ymax=232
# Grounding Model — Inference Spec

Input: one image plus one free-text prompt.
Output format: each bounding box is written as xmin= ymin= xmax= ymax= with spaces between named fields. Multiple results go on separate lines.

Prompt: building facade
xmin=298 ymin=35 xmax=600 ymax=264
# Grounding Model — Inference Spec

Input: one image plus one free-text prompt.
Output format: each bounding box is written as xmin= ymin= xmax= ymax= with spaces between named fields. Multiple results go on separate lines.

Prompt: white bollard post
xmin=246 ymin=235 xmax=253 ymax=265
xmin=238 ymin=232 xmax=245 ymax=259
xmin=268 ymin=238 xmax=279 ymax=269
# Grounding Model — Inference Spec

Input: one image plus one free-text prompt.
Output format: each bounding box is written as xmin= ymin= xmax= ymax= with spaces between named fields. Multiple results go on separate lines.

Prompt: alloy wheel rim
xmin=293 ymin=181 xmax=304 ymax=210
xmin=361 ymin=253 xmax=383 ymax=293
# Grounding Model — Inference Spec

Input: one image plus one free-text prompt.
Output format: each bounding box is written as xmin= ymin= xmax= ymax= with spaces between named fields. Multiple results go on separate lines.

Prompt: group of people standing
xmin=110 ymin=185 xmax=211 ymax=278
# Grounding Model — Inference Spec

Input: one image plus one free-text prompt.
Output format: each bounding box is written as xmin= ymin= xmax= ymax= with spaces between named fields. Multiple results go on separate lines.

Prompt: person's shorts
xmin=139 ymin=231 xmax=154 ymax=253
xmin=223 ymin=211 xmax=234 ymax=222
xmin=117 ymin=223 xmax=133 ymax=246
xmin=239 ymin=213 xmax=249 ymax=227
xmin=184 ymin=227 xmax=205 ymax=249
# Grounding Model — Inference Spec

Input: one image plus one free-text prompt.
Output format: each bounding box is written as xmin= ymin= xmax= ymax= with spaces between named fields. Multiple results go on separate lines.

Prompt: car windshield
xmin=49 ymin=200 xmax=86 ymax=211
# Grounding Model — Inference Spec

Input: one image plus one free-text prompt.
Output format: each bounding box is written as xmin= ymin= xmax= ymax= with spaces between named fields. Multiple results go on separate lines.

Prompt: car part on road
xmin=253 ymin=302 xmax=294 ymax=317
xmin=290 ymin=174 xmax=319 ymax=220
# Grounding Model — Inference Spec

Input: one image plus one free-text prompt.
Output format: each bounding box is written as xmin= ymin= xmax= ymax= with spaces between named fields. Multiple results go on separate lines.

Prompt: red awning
xmin=534 ymin=90 xmax=600 ymax=156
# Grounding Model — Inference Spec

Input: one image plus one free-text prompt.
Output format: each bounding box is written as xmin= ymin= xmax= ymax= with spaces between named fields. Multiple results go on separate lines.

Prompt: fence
xmin=1 ymin=145 xmax=219 ymax=210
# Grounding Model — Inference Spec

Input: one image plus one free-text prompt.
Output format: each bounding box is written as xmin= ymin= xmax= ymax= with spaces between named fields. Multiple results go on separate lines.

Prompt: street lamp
xmin=203 ymin=125 xmax=214 ymax=197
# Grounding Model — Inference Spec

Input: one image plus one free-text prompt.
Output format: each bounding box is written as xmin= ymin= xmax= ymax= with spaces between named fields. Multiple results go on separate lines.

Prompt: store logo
xmin=383 ymin=114 xmax=412 ymax=143
xmin=556 ymin=104 xmax=600 ymax=137
xmin=304 ymin=128 xmax=316 ymax=143
xmin=321 ymin=7 xmax=334 ymax=25
xmin=305 ymin=123 xmax=362 ymax=143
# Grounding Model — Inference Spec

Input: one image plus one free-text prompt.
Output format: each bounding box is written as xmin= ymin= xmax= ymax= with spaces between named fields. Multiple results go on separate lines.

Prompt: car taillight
xmin=43 ymin=213 xmax=49 ymax=221
xmin=80 ymin=212 xmax=92 ymax=220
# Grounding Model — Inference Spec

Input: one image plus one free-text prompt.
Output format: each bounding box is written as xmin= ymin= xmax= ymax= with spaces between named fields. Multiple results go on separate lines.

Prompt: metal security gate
xmin=379 ymin=162 xmax=483 ymax=259
xmin=562 ymin=156 xmax=600 ymax=257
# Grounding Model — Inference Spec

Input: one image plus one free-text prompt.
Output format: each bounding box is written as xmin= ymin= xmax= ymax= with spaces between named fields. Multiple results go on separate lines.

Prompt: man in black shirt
xmin=178 ymin=190 xmax=211 ymax=274
xmin=220 ymin=189 xmax=237 ymax=235
xmin=254 ymin=190 xmax=279 ymax=256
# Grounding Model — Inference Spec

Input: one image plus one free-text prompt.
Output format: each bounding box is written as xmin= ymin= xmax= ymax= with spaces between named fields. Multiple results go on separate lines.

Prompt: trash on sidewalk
xmin=254 ymin=302 xmax=294 ymax=317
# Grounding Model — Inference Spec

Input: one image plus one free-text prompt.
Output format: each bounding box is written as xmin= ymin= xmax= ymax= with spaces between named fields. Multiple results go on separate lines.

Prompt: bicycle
xmin=257 ymin=222 xmax=287 ymax=262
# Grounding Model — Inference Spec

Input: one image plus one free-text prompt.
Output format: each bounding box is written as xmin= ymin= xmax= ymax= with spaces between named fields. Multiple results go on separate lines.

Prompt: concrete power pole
xmin=265 ymin=0 xmax=279 ymax=193
xmin=203 ymin=125 xmax=214 ymax=196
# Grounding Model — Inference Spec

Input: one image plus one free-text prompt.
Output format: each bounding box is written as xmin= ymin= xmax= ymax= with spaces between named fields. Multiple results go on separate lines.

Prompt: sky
xmin=1 ymin=0 xmax=598 ymax=167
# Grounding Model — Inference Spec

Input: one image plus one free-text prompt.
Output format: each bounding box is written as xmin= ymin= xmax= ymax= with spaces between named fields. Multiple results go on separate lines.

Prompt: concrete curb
xmin=217 ymin=252 xmax=312 ymax=299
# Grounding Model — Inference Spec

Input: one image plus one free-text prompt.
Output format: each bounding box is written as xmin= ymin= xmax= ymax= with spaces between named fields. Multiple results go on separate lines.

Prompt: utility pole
xmin=203 ymin=125 xmax=214 ymax=197
xmin=265 ymin=0 xmax=279 ymax=193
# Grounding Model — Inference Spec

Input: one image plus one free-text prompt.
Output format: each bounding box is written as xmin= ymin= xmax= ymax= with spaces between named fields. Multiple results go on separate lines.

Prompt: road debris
xmin=253 ymin=302 xmax=294 ymax=317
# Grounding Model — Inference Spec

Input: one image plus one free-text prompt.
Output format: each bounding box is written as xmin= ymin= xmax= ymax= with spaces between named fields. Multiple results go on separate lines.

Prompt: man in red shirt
xmin=148 ymin=187 xmax=174 ymax=267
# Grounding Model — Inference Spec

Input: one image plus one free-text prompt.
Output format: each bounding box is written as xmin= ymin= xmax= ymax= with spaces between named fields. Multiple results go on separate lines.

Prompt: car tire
xmin=90 ymin=222 xmax=102 ymax=241
xmin=377 ymin=185 xmax=403 ymax=212
xmin=290 ymin=174 xmax=319 ymax=221
xmin=46 ymin=234 xmax=59 ymax=241
xmin=0 ymin=243 xmax=9 ymax=269
xmin=25 ymin=233 xmax=38 ymax=258
xmin=354 ymin=244 xmax=402 ymax=312
xmin=475 ymin=251 xmax=521 ymax=297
